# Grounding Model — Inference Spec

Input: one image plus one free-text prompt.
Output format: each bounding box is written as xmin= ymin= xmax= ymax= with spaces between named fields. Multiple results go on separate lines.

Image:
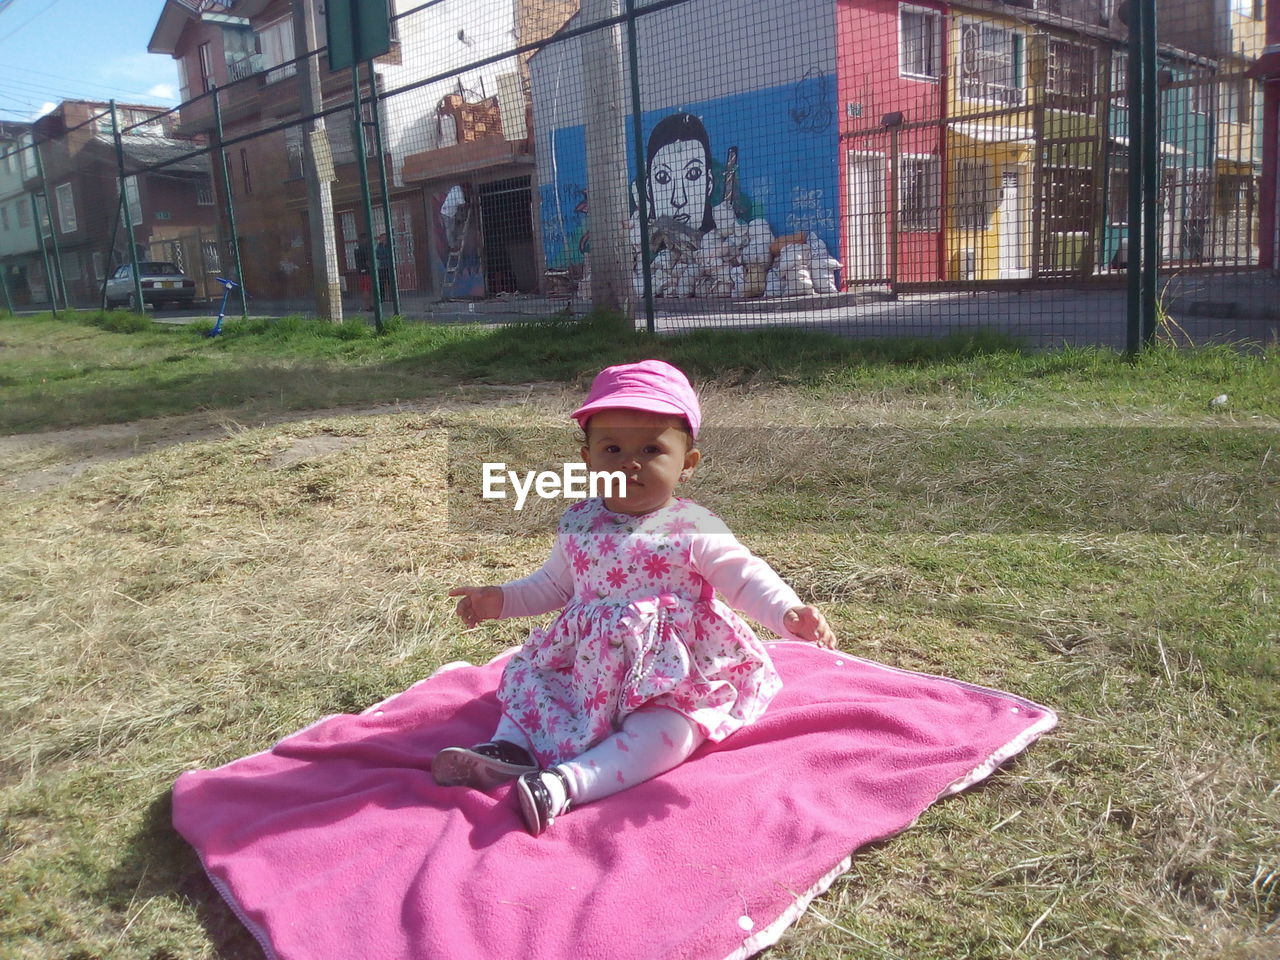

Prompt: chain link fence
xmin=0 ymin=0 xmax=1275 ymax=349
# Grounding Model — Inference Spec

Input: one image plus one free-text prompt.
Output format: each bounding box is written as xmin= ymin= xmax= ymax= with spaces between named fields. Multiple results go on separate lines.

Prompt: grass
xmin=0 ymin=310 xmax=1277 ymax=958
xmin=3 ymin=308 xmax=1277 ymax=435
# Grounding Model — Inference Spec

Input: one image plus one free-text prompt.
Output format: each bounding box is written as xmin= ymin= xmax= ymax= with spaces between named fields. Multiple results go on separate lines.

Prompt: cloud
xmin=148 ymin=84 xmax=177 ymax=101
xmin=31 ymin=102 xmax=56 ymax=120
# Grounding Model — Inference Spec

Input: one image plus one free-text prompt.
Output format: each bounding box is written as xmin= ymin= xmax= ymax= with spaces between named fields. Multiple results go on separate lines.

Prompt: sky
xmin=0 ymin=0 xmax=181 ymax=123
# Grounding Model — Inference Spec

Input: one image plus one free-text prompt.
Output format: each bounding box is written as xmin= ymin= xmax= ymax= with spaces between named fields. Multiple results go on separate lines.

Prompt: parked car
xmin=105 ymin=261 xmax=197 ymax=310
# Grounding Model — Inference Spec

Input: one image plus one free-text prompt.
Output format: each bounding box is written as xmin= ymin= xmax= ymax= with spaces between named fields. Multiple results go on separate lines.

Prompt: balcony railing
xmin=227 ymin=54 xmax=264 ymax=83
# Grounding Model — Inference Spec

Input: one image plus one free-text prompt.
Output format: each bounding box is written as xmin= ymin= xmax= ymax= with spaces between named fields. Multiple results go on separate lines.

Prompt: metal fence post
xmin=369 ymin=66 xmax=400 ymax=318
xmin=212 ymin=86 xmax=248 ymax=319
xmin=353 ymin=61 xmax=384 ymax=333
xmin=1125 ymin=0 xmax=1145 ymax=356
xmin=32 ymin=140 xmax=69 ymax=310
xmin=110 ymin=101 xmax=147 ymax=313
xmin=0 ymin=259 xmax=14 ymax=315
xmin=1139 ymin=0 xmax=1159 ymax=347
xmin=30 ymin=193 xmax=57 ymax=316
xmin=625 ymin=0 xmax=654 ymax=333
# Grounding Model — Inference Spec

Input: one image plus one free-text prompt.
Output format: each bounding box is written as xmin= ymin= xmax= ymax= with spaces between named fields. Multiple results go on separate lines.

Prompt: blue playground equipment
xmin=206 ymin=277 xmax=240 ymax=338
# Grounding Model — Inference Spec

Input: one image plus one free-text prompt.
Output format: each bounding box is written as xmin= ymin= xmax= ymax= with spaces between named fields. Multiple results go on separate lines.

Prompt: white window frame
xmin=899 ymin=154 xmax=941 ymax=232
xmin=124 ymin=175 xmax=142 ymax=225
xmin=20 ymin=135 xmax=37 ymax=179
xmin=1045 ymin=38 xmax=1096 ymax=102
xmin=55 ymin=182 xmax=77 ymax=233
xmin=198 ymin=41 xmax=214 ymax=94
xmin=258 ymin=18 xmax=297 ymax=84
xmin=958 ymin=20 xmax=1025 ymax=106
xmin=1189 ymin=69 xmax=1212 ymax=116
xmin=898 ymin=5 xmax=942 ymax=81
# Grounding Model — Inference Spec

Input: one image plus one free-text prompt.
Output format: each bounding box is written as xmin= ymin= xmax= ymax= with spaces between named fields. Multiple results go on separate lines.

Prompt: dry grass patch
xmin=1 ymin=385 xmax=1276 ymax=959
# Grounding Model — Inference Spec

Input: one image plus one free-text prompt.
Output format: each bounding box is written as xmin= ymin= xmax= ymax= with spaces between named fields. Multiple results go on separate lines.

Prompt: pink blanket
xmin=172 ymin=642 xmax=1056 ymax=960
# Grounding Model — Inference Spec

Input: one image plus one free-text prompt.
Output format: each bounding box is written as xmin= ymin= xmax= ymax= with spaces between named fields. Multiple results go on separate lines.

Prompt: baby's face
xmin=581 ymin=409 xmax=699 ymax=516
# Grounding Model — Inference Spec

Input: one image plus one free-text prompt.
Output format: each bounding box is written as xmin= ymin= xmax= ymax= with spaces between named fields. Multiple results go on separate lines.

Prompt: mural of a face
xmin=645 ymin=113 xmax=716 ymax=236
xmin=649 ymin=140 xmax=711 ymax=227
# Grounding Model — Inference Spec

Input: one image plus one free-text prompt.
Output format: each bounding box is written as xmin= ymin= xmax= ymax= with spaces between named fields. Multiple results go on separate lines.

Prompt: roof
xmin=94 ymin=134 xmax=212 ymax=175
xmin=149 ymin=0 xmax=241 ymax=54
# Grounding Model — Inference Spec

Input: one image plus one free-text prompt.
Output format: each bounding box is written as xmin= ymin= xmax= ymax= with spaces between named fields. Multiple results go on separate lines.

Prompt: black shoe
xmin=431 ymin=741 xmax=538 ymax=790
xmin=516 ymin=768 xmax=571 ymax=836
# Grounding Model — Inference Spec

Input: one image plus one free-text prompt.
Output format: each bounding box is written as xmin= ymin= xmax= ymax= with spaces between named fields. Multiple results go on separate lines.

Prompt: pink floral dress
xmin=496 ymin=497 xmax=801 ymax=766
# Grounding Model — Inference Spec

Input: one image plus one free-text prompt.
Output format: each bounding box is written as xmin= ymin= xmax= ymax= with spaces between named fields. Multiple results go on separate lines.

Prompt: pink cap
xmin=571 ymin=359 xmax=701 ymax=439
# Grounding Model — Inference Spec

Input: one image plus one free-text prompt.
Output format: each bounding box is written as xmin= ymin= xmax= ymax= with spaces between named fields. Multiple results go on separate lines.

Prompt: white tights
xmin=493 ymin=708 xmax=705 ymax=806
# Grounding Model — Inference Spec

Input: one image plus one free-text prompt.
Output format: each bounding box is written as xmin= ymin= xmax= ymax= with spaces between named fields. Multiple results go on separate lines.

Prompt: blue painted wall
xmin=538 ymin=79 xmax=840 ymax=271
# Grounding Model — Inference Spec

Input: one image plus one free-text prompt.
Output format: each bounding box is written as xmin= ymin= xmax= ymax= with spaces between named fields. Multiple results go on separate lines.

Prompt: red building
xmin=836 ymin=0 xmax=948 ymax=284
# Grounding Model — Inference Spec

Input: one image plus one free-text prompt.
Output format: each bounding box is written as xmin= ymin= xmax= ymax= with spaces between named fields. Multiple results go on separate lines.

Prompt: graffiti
xmin=539 ymin=181 xmax=588 ymax=270
xmin=785 ymin=186 xmax=836 ymax=236
xmin=789 ymin=67 xmax=834 ymax=133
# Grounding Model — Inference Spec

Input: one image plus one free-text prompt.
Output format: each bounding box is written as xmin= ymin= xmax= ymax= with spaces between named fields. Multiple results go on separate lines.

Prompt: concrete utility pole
xmin=580 ymin=0 xmax=633 ymax=315
xmin=292 ymin=0 xmax=343 ymax=321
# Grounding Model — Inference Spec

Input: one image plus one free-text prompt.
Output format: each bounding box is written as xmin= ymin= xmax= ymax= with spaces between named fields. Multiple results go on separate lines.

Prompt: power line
xmin=0 ymin=0 xmax=67 ymax=46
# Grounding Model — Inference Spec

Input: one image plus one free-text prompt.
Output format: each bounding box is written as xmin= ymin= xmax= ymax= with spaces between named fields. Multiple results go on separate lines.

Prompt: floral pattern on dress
xmin=496 ymin=497 xmax=782 ymax=766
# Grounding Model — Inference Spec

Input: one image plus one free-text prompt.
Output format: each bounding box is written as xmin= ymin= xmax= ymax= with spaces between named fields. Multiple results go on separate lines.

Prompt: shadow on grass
xmin=103 ymin=791 xmax=265 ymax=960
xmin=1 ymin=313 xmax=1029 ymax=433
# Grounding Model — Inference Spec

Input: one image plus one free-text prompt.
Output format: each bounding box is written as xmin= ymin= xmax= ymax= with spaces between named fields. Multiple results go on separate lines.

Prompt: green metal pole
xmin=99 ymin=192 xmax=125 ymax=309
xmin=211 ymin=86 xmax=248 ymax=319
xmin=0 ymin=258 xmax=14 ymax=315
xmin=1125 ymin=0 xmax=1143 ymax=356
xmin=353 ymin=62 xmax=384 ymax=333
xmin=110 ymin=101 xmax=147 ymax=313
xmin=1139 ymin=0 xmax=1159 ymax=347
xmin=368 ymin=65 xmax=400 ymax=318
xmin=32 ymin=140 xmax=69 ymax=311
xmin=624 ymin=0 xmax=654 ymax=333
xmin=31 ymin=194 xmax=57 ymax=316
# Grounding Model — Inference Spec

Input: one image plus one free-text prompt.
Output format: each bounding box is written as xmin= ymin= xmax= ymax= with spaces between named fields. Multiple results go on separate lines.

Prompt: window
xmin=20 ymin=135 xmax=36 ymax=179
xmin=258 ymin=19 xmax=297 ymax=83
xmin=1189 ymin=69 xmax=1212 ymax=116
xmin=198 ymin=41 xmax=214 ymax=94
xmin=124 ymin=176 xmax=142 ymax=225
xmin=64 ymin=251 xmax=82 ymax=282
xmin=0 ymin=205 xmax=8 ymax=231
xmin=959 ymin=22 xmax=1024 ymax=104
xmin=899 ymin=156 xmax=940 ymax=232
xmin=1112 ymin=52 xmax=1127 ymax=107
xmin=197 ymin=176 xmax=214 ymax=205
xmin=362 ymin=101 xmax=379 ymax=157
xmin=1107 ymin=154 xmax=1128 ymax=225
xmin=55 ymin=182 xmax=77 ymax=233
xmin=93 ymin=251 xmax=104 ymax=280
xmin=285 ymin=127 xmax=305 ymax=180
xmin=1045 ymin=39 xmax=1096 ymax=104
xmin=1043 ymin=166 xmax=1093 ymax=234
xmin=1220 ymin=78 xmax=1252 ymax=124
xmin=899 ymin=6 xmax=941 ymax=80
xmin=240 ymin=148 xmax=252 ymax=195
xmin=202 ymin=239 xmax=222 ymax=272
xmin=18 ymin=200 xmax=31 ymax=227
xmin=954 ymin=158 xmax=993 ymax=231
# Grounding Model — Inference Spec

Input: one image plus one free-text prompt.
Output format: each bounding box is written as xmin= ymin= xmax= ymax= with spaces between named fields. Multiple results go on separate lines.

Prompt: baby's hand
xmin=448 ymin=585 xmax=504 ymax=628
xmin=784 ymin=605 xmax=837 ymax=649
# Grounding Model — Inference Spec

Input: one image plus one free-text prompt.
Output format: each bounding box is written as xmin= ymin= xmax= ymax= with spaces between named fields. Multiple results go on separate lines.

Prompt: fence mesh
xmin=0 ymin=0 xmax=1274 ymax=349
